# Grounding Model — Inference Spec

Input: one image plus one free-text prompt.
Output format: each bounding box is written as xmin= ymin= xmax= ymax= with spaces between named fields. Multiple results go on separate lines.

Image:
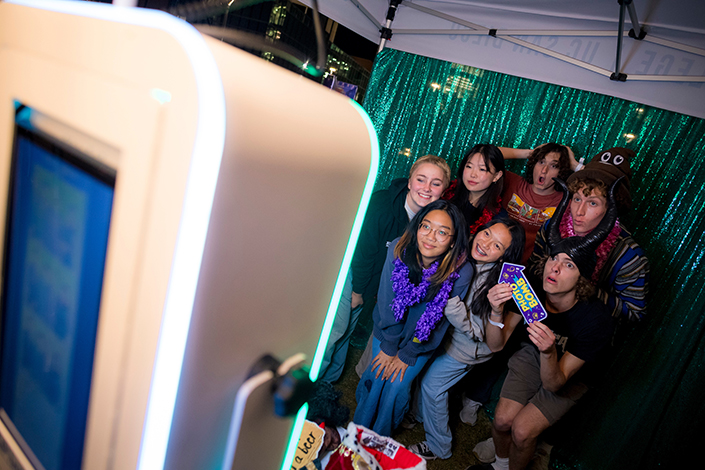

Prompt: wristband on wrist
xmin=489 ymin=318 xmax=504 ymax=329
xmin=575 ymin=157 xmax=585 ymax=171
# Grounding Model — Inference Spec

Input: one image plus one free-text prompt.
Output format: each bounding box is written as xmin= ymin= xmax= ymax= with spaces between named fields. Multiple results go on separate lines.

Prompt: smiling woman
xmin=317 ymin=155 xmax=451 ymax=383
xmin=407 ymin=217 xmax=525 ymax=461
xmin=444 ymin=144 xmax=506 ymax=235
xmin=406 ymin=160 xmax=448 ymax=213
xmin=353 ymin=200 xmax=473 ymax=437
xmin=417 ymin=210 xmax=454 ymax=267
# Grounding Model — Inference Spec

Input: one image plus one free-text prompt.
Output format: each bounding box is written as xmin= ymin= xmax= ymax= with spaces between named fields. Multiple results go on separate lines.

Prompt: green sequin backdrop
xmin=362 ymin=49 xmax=705 ymax=470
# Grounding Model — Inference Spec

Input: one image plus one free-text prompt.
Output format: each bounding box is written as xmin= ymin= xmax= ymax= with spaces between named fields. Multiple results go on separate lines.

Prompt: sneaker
xmin=528 ymin=441 xmax=553 ymax=470
xmin=459 ymin=397 xmax=482 ymax=426
xmin=473 ymin=437 xmax=496 ymax=464
xmin=408 ymin=441 xmax=438 ymax=461
xmin=399 ymin=413 xmax=418 ymax=430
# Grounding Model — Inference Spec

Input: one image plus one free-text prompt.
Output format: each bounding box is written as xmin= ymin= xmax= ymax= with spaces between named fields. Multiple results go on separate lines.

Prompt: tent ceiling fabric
xmin=309 ymin=0 xmax=705 ymax=119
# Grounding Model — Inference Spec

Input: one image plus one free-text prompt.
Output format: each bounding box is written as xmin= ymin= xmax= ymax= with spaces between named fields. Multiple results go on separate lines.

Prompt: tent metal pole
xmin=402 ymin=0 xmax=485 ymax=31
xmin=502 ymin=36 xmax=612 ymax=77
xmin=348 ymin=0 xmax=383 ymax=32
xmin=611 ymin=1 xmax=628 ymax=81
xmin=624 ymin=0 xmax=647 ymax=40
xmin=379 ymin=0 xmax=701 ymax=83
xmin=378 ymin=18 xmax=393 ymax=52
xmin=644 ymin=36 xmax=705 ymax=57
xmin=378 ymin=0 xmax=401 ymax=53
xmin=393 ymin=29 xmax=621 ymax=37
xmin=629 ymin=75 xmax=705 ymax=82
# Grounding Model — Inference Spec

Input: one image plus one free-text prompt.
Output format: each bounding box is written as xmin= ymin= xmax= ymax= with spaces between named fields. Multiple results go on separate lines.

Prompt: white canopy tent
xmin=309 ymin=0 xmax=705 ymax=119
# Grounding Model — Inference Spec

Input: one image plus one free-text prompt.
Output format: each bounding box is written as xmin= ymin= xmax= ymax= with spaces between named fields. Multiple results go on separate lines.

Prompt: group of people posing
xmin=317 ymin=142 xmax=649 ymax=470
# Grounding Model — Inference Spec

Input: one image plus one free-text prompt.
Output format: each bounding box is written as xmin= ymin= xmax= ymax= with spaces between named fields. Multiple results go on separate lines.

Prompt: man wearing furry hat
xmin=470 ymin=148 xmax=650 ymax=468
xmin=466 ymin=179 xmax=617 ymax=470
xmin=528 ymin=147 xmax=649 ymax=332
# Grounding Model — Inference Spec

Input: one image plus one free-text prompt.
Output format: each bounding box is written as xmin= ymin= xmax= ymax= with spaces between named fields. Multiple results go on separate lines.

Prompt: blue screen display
xmin=0 ymin=126 xmax=114 ymax=470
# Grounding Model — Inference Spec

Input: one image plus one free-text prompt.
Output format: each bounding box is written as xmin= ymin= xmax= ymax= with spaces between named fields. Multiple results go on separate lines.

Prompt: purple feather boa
xmin=390 ymin=257 xmax=461 ymax=342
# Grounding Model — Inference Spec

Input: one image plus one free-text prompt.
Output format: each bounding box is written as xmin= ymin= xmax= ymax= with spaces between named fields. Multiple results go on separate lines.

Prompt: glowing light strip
xmin=308 ymin=100 xmax=380 ymax=382
xmin=6 ymin=1 xmax=227 ymax=469
xmin=279 ymin=405 xmax=309 ymax=470
xmin=280 ymin=101 xmax=378 ymax=470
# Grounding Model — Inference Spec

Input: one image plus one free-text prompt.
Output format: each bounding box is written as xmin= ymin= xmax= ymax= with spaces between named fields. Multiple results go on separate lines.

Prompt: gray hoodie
xmin=443 ymin=262 xmax=495 ymax=365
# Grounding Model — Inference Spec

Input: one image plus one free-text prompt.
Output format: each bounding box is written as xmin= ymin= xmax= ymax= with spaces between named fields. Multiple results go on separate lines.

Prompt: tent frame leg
xmin=378 ymin=0 xmax=401 ymax=53
xmin=611 ymin=1 xmax=628 ymax=81
xmin=623 ymin=0 xmax=647 ymax=40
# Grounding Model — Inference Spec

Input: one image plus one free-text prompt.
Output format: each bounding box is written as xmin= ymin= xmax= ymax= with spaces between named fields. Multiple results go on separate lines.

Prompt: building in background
xmin=158 ymin=0 xmax=375 ymax=102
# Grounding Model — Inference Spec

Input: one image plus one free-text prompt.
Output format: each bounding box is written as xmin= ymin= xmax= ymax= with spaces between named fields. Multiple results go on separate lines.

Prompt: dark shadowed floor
xmin=333 ymin=345 xmax=495 ymax=470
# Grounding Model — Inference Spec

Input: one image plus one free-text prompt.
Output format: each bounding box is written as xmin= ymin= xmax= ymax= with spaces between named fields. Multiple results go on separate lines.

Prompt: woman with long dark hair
xmin=445 ymin=144 xmax=506 ymax=235
xmin=353 ymin=199 xmax=473 ymax=437
xmin=319 ymin=155 xmax=452 ymax=383
xmin=408 ymin=218 xmax=526 ymax=461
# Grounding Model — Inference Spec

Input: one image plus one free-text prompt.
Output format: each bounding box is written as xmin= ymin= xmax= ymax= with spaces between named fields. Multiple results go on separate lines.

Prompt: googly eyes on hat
xmin=600 ymin=151 xmax=625 ymax=166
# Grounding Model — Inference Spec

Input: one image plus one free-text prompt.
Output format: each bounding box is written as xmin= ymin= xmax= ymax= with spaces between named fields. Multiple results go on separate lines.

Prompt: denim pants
xmin=420 ymin=352 xmax=474 ymax=458
xmin=318 ymin=271 xmax=364 ymax=382
xmin=353 ymin=336 xmax=432 ymax=437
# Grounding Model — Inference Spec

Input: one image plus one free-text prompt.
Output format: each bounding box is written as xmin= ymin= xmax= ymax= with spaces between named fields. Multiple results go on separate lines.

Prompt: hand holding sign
xmin=498 ymin=263 xmax=547 ymax=324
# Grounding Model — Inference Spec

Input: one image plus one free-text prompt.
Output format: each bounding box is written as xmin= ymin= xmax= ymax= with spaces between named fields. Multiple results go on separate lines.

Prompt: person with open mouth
xmin=499 ymin=143 xmax=577 ymax=264
xmin=466 ymin=177 xmax=618 ymax=470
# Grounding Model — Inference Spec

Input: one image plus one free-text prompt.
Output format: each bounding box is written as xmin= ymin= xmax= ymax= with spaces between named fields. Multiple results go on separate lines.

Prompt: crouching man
xmin=467 ymin=178 xmax=618 ymax=470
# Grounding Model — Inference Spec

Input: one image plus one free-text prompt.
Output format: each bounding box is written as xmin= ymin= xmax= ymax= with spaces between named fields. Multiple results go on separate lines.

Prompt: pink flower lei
xmin=559 ymin=208 xmax=621 ymax=282
xmin=390 ymin=257 xmax=460 ymax=342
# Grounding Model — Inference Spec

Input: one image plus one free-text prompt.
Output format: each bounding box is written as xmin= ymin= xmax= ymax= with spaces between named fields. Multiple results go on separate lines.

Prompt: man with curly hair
xmin=466 ymin=179 xmax=618 ymax=470
xmin=469 ymin=148 xmax=650 ymax=468
xmin=500 ymin=144 xmax=576 ymax=264
xmin=514 ymin=148 xmax=649 ymax=469
xmin=455 ymin=144 xmax=578 ymax=430
xmin=528 ymin=147 xmax=649 ymax=329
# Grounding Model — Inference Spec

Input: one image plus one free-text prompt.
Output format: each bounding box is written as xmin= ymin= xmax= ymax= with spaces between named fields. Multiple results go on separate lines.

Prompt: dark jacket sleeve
xmin=351 ymin=179 xmax=409 ymax=300
xmin=373 ymin=241 xmax=405 ymax=357
xmin=350 ymin=190 xmax=387 ymax=298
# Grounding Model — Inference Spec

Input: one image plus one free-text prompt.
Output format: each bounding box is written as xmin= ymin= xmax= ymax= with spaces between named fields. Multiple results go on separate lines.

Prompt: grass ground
xmin=333 ymin=345 xmax=495 ymax=470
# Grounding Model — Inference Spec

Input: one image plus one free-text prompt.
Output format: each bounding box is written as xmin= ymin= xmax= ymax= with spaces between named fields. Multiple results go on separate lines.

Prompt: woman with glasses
xmin=407 ymin=218 xmax=526 ymax=461
xmin=318 ymin=155 xmax=451 ymax=383
xmin=353 ymin=199 xmax=473 ymax=437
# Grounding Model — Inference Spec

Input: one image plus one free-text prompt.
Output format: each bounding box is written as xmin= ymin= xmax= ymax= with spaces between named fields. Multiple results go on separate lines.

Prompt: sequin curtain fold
xmin=363 ymin=48 xmax=705 ymax=470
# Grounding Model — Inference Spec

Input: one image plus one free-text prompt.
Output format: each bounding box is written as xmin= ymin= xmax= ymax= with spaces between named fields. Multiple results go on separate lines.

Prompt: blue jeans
xmin=319 ymin=272 xmax=363 ymax=382
xmin=420 ymin=352 xmax=474 ymax=458
xmin=354 ymin=337 xmax=432 ymax=437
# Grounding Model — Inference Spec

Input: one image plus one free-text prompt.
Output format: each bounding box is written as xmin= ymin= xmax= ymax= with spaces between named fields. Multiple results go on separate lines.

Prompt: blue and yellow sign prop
xmin=499 ymin=263 xmax=547 ymax=324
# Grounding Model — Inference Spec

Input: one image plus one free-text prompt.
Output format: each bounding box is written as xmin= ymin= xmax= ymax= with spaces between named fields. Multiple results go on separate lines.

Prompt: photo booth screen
xmin=0 ymin=115 xmax=114 ymax=470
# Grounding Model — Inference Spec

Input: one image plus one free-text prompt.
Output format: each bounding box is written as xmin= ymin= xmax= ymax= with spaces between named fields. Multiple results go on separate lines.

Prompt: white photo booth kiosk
xmin=0 ymin=1 xmax=379 ymax=469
